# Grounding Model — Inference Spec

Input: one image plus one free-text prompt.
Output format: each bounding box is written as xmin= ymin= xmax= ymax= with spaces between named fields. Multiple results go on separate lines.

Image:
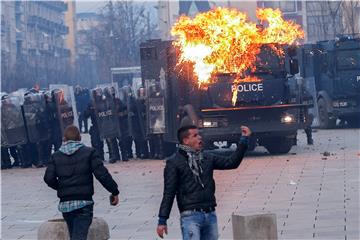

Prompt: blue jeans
xmin=62 ymin=204 xmax=93 ymax=240
xmin=180 ymin=211 xmax=219 ymax=240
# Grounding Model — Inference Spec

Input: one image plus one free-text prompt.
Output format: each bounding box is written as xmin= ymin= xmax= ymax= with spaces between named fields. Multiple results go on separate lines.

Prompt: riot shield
xmin=91 ymin=86 xmax=121 ymax=140
xmin=50 ymin=85 xmax=79 ymax=136
xmin=119 ymin=86 xmax=147 ymax=139
xmin=133 ymin=89 xmax=147 ymax=139
xmin=145 ymin=79 xmax=165 ymax=134
xmin=1 ymin=95 xmax=28 ymax=147
xmin=22 ymin=93 xmax=50 ymax=143
xmin=10 ymin=89 xmax=26 ymax=105
xmin=119 ymin=86 xmax=136 ymax=138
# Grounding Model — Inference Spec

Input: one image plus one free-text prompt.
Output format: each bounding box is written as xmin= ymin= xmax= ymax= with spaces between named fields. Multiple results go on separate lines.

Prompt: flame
xmin=180 ymin=44 xmax=215 ymax=86
xmin=171 ymin=7 xmax=304 ymax=105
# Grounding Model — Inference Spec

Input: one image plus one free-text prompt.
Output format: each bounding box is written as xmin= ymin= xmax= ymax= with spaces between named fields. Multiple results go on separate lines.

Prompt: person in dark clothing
xmin=129 ymin=93 xmax=149 ymax=159
xmin=44 ymin=125 xmax=119 ymax=240
xmin=17 ymin=142 xmax=39 ymax=168
xmin=304 ymin=113 xmax=314 ymax=145
xmin=106 ymin=137 xmax=121 ymax=163
xmin=1 ymin=147 xmax=12 ymax=169
xmin=1 ymin=146 xmax=20 ymax=169
xmin=9 ymin=146 xmax=20 ymax=167
xmin=302 ymin=87 xmax=314 ymax=145
xmin=38 ymin=92 xmax=59 ymax=167
xmin=116 ymin=98 xmax=132 ymax=161
xmin=47 ymin=91 xmax=62 ymax=152
xmin=84 ymin=103 xmax=105 ymax=161
xmin=305 ymin=126 xmax=313 ymax=145
xmin=149 ymin=134 xmax=164 ymax=159
xmin=156 ymin=125 xmax=251 ymax=240
xmin=75 ymin=87 xmax=90 ymax=133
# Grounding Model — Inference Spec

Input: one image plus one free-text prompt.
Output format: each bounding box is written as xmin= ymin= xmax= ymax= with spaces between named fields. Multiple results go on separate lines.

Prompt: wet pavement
xmin=1 ymin=128 xmax=359 ymax=239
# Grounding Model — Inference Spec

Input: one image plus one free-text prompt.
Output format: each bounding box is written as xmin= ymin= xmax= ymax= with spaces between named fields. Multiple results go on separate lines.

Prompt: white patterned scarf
xmin=179 ymin=144 xmax=205 ymax=188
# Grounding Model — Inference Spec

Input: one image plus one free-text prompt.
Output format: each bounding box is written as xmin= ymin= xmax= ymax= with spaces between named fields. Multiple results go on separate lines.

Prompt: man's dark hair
xmin=64 ymin=125 xmax=81 ymax=141
xmin=177 ymin=125 xmax=197 ymax=144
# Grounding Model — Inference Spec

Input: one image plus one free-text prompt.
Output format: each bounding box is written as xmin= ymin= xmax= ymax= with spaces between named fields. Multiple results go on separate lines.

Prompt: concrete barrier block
xmin=38 ymin=217 xmax=110 ymax=240
xmin=232 ymin=213 xmax=278 ymax=240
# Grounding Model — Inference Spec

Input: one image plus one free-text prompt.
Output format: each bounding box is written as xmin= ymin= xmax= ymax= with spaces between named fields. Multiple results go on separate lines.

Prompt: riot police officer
xmin=1 ymin=146 xmax=20 ymax=169
xmin=84 ymin=91 xmax=105 ymax=161
xmin=1 ymin=147 xmax=12 ymax=169
xmin=117 ymin=88 xmax=135 ymax=161
xmin=130 ymin=87 xmax=149 ymax=159
xmin=75 ymin=86 xmax=90 ymax=133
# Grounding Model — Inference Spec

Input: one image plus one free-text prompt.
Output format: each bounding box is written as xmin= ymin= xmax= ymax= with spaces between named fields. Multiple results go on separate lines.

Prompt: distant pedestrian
xmin=44 ymin=125 xmax=119 ymax=240
xmin=156 ymin=125 xmax=251 ymax=240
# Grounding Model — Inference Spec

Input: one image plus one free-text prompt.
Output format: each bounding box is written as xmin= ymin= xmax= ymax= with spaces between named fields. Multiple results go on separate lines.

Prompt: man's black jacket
xmin=44 ymin=146 xmax=119 ymax=202
xmin=158 ymin=142 xmax=248 ymax=220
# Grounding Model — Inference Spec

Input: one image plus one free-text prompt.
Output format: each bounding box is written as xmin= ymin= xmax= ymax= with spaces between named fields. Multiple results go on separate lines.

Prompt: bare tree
xmin=306 ymin=1 xmax=330 ymax=42
xmin=84 ymin=1 xmax=157 ymax=84
xmin=306 ymin=1 xmax=343 ymax=42
xmin=326 ymin=0 xmax=343 ymax=38
xmin=341 ymin=0 xmax=360 ymax=36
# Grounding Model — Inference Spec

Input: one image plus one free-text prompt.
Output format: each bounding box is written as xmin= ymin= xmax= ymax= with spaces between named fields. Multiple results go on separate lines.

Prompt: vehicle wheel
xmin=318 ymin=98 xmax=336 ymax=129
xmin=263 ymin=137 xmax=293 ymax=154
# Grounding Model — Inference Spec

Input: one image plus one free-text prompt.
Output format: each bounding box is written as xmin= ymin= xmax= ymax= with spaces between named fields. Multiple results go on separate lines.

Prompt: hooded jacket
xmin=44 ymin=142 xmax=119 ymax=202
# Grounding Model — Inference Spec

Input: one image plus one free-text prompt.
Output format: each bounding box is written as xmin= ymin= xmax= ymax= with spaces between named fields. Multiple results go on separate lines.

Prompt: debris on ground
xmin=289 ymin=180 xmax=297 ymax=185
xmin=322 ymin=151 xmax=331 ymax=156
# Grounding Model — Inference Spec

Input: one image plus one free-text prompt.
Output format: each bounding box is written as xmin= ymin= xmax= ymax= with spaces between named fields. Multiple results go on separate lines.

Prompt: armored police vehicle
xmin=140 ymin=39 xmax=311 ymax=154
xmin=298 ymin=37 xmax=360 ymax=128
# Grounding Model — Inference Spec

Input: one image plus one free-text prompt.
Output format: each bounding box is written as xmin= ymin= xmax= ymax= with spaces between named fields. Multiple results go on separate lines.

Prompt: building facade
xmin=156 ymin=0 xmax=359 ymax=43
xmin=1 ymin=1 xmax=17 ymax=91
xmin=305 ymin=1 xmax=343 ymax=43
xmin=64 ymin=0 xmax=77 ymax=66
xmin=1 ymin=1 xmax=70 ymax=91
xmin=75 ymin=12 xmax=101 ymax=87
xmin=258 ymin=0 xmax=360 ymax=43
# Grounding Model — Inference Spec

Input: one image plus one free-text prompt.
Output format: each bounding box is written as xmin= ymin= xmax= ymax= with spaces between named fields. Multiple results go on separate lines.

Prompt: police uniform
xmin=84 ymin=103 xmax=105 ymax=160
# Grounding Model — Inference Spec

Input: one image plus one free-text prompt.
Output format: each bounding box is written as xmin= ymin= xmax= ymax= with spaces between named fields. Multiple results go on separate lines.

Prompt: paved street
xmin=1 ymin=128 xmax=359 ymax=240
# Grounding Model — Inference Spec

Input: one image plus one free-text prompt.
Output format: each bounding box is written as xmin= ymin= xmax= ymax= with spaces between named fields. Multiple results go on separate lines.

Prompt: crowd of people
xmin=82 ymin=85 xmax=162 ymax=163
xmin=1 ymin=84 xmax=167 ymax=170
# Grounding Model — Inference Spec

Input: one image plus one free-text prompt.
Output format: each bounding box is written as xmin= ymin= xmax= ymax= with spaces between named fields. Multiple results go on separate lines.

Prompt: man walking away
xmin=157 ymin=125 xmax=251 ymax=240
xmin=44 ymin=125 xmax=119 ymax=240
